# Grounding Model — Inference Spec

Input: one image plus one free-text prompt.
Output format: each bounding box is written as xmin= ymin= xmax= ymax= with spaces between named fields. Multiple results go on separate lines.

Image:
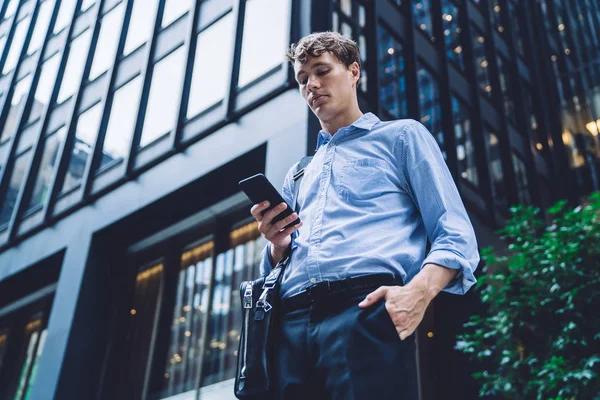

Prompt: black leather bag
xmin=234 ymin=156 xmax=312 ymax=399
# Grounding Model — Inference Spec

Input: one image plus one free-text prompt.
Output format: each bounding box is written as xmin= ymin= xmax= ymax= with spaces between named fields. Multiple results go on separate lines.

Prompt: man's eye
xmin=300 ymin=79 xmax=307 ymax=85
xmin=317 ymin=69 xmax=329 ymax=76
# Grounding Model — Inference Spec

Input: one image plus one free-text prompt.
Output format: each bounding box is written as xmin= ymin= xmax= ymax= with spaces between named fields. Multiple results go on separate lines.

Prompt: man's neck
xmin=320 ymin=108 xmax=364 ymax=136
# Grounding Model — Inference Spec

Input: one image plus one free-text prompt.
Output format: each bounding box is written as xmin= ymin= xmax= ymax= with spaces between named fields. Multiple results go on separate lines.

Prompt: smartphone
xmin=238 ymin=173 xmax=300 ymax=229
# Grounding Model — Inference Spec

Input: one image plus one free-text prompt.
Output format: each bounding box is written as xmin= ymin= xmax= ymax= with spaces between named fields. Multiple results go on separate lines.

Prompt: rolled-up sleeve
xmin=258 ymin=162 xmax=299 ymax=277
xmin=399 ymin=120 xmax=480 ymax=294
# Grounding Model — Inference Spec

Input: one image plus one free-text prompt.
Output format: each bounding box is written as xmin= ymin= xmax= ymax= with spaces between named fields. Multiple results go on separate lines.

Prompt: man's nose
xmin=307 ymin=75 xmax=320 ymax=90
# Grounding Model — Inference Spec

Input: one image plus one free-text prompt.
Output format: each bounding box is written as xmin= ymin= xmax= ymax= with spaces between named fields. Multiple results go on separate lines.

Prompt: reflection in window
xmin=413 ymin=0 xmax=433 ymax=40
xmin=123 ymin=0 xmax=158 ymax=56
xmin=238 ymin=0 xmax=290 ymax=88
xmin=441 ymin=0 xmax=464 ymax=70
xmin=0 ymin=331 xmax=7 ymax=370
xmin=0 ymin=75 xmax=32 ymax=142
xmin=155 ymin=241 xmax=214 ymax=398
xmin=202 ymin=222 xmax=262 ymax=387
xmin=507 ymin=1 xmax=524 ymax=57
xmin=3 ymin=0 xmax=18 ymax=20
xmin=483 ymin=128 xmax=507 ymax=209
xmin=524 ymin=84 xmax=542 ymax=151
xmin=54 ymin=0 xmax=77 ymax=34
xmin=0 ymin=150 xmax=32 ymax=227
xmin=451 ymin=97 xmax=478 ymax=186
xmin=56 ymin=30 xmax=92 ymax=104
xmin=496 ymin=55 xmax=515 ymax=123
xmin=378 ymin=26 xmax=407 ymax=119
xmin=12 ymin=319 xmax=48 ymax=400
xmin=140 ymin=46 xmax=186 ymax=147
xmin=81 ymin=0 xmax=95 ymax=12
xmin=27 ymin=127 xmax=66 ymax=211
xmin=417 ymin=63 xmax=445 ymax=159
xmin=3 ymin=15 xmax=32 ymax=74
xmin=472 ymin=28 xmax=491 ymax=95
xmin=27 ymin=54 xmax=61 ymax=124
xmin=27 ymin=0 xmax=55 ymax=55
xmin=89 ymin=3 xmax=124 ymax=81
xmin=186 ymin=13 xmax=234 ymax=119
xmin=490 ymin=0 xmax=505 ymax=35
xmin=162 ymin=0 xmax=190 ymax=28
xmin=100 ymin=76 xmax=142 ymax=169
xmin=60 ymin=103 xmax=103 ymax=193
xmin=512 ymin=153 xmax=530 ymax=205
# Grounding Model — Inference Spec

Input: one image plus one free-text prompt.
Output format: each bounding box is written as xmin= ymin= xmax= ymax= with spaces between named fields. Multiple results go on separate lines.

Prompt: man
xmin=249 ymin=31 xmax=480 ymax=399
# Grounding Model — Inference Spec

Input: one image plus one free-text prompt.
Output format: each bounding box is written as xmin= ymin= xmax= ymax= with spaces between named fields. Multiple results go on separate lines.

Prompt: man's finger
xmin=358 ymin=286 xmax=388 ymax=308
xmin=250 ymin=201 xmax=270 ymax=220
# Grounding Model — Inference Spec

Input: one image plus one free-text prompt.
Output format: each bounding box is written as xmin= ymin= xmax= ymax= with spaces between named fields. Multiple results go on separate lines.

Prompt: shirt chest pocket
xmin=338 ymin=158 xmax=390 ymax=201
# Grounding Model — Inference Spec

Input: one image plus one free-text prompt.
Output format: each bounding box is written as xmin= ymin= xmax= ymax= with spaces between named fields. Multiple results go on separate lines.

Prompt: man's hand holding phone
xmin=250 ymin=201 xmax=303 ymax=265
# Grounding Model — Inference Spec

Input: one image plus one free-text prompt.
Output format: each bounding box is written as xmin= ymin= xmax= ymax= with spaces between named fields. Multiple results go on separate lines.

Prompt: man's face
xmin=294 ymin=52 xmax=359 ymax=122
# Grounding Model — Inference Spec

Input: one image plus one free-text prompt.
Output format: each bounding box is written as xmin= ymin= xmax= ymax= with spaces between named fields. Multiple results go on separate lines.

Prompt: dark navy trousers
xmin=271 ymin=282 xmax=419 ymax=400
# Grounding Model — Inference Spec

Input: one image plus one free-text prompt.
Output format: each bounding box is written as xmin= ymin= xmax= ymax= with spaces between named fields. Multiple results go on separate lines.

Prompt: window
xmin=452 ymin=97 xmax=478 ymax=186
xmin=26 ymin=127 xmax=66 ymax=211
xmin=441 ymin=0 xmax=464 ymax=70
xmin=10 ymin=319 xmax=48 ymax=399
xmin=3 ymin=0 xmax=18 ymax=20
xmin=27 ymin=54 xmax=61 ymax=124
xmin=2 ymin=15 xmax=32 ymax=75
xmin=238 ymin=0 xmax=291 ymax=88
xmin=60 ymin=103 xmax=103 ymax=193
xmin=496 ymin=55 xmax=515 ymax=124
xmin=152 ymin=241 xmax=214 ymax=398
xmin=0 ymin=75 xmax=33 ymax=142
xmin=0 ymin=331 xmax=7 ymax=369
xmin=88 ymin=3 xmax=125 ymax=81
xmin=186 ymin=13 xmax=234 ymax=119
xmin=27 ymin=0 xmax=55 ymax=55
xmin=490 ymin=0 xmax=506 ymax=36
xmin=523 ymin=82 xmax=542 ymax=151
xmin=413 ymin=0 xmax=434 ymax=41
xmin=472 ymin=28 xmax=491 ymax=95
xmin=512 ymin=153 xmax=530 ymax=205
xmin=123 ymin=0 xmax=158 ymax=56
xmin=162 ymin=0 xmax=190 ymax=28
xmin=0 ymin=150 xmax=32 ymax=227
xmin=53 ymin=0 xmax=77 ymax=34
xmin=0 ymin=36 xmax=7 ymax=60
xmin=139 ymin=46 xmax=186 ymax=147
xmin=378 ymin=26 xmax=407 ymax=119
xmin=507 ymin=1 xmax=525 ymax=57
xmin=99 ymin=76 xmax=143 ymax=169
xmin=483 ymin=128 xmax=507 ymax=210
xmin=56 ymin=30 xmax=92 ymax=105
xmin=417 ymin=63 xmax=445 ymax=160
xmin=81 ymin=0 xmax=95 ymax=12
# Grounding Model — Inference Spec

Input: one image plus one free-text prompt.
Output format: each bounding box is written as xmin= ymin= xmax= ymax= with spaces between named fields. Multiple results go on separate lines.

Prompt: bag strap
xmin=292 ymin=156 xmax=313 ymax=213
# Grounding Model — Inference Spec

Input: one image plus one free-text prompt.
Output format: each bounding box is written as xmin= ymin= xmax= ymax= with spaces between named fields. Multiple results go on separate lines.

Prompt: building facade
xmin=0 ymin=0 xmax=597 ymax=399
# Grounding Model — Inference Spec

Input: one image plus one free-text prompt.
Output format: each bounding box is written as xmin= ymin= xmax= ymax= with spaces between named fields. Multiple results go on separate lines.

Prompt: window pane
xmin=21 ymin=328 xmax=47 ymax=399
xmin=413 ymin=0 xmax=433 ymax=40
xmin=0 ymin=75 xmax=32 ymax=142
xmin=0 ymin=36 xmax=8 ymax=60
xmin=162 ymin=0 xmax=190 ymax=28
xmin=507 ymin=1 xmax=524 ymax=57
xmin=452 ymin=97 xmax=478 ymax=186
xmin=60 ymin=103 xmax=102 ymax=193
xmin=441 ymin=0 xmax=464 ymax=70
xmin=202 ymin=222 xmax=262 ymax=387
xmin=27 ymin=127 xmax=65 ymax=210
xmin=3 ymin=15 xmax=31 ymax=74
xmin=89 ymin=3 xmax=124 ymax=81
xmin=4 ymin=0 xmax=18 ymax=20
xmin=140 ymin=46 xmax=186 ymax=147
xmin=483 ymin=128 xmax=507 ymax=209
xmin=186 ymin=13 xmax=234 ymax=118
xmin=13 ymin=319 xmax=44 ymax=400
xmin=154 ymin=241 xmax=214 ymax=398
xmin=378 ymin=26 xmax=407 ymax=119
xmin=472 ymin=29 xmax=492 ymax=95
xmin=27 ymin=54 xmax=61 ymax=124
xmin=417 ymin=63 xmax=445 ymax=159
xmin=512 ymin=153 xmax=530 ymax=205
xmin=100 ymin=76 xmax=142 ymax=168
xmin=0 ymin=150 xmax=32 ymax=227
xmin=490 ymin=0 xmax=505 ymax=36
xmin=0 ymin=331 xmax=8 ymax=370
xmin=54 ymin=0 xmax=77 ymax=34
xmin=238 ymin=0 xmax=290 ymax=88
xmin=81 ymin=0 xmax=95 ymax=12
xmin=496 ymin=55 xmax=515 ymax=123
xmin=56 ymin=30 xmax=92 ymax=104
xmin=123 ymin=0 xmax=158 ymax=56
xmin=27 ymin=0 xmax=55 ymax=55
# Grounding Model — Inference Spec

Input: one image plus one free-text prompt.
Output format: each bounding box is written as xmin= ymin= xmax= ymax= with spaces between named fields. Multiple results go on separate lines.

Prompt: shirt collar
xmin=316 ymin=112 xmax=380 ymax=151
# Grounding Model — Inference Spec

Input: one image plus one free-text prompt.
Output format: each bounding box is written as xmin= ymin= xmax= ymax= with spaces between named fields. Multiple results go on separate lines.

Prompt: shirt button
xmin=310 ymin=278 xmax=317 ymax=284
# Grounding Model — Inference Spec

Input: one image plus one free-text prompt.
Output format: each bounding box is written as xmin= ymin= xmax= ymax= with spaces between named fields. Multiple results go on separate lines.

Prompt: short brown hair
xmin=286 ymin=31 xmax=361 ymax=69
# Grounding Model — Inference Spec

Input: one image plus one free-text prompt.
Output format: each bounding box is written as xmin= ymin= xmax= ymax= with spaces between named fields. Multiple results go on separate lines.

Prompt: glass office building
xmin=0 ymin=0 xmax=597 ymax=399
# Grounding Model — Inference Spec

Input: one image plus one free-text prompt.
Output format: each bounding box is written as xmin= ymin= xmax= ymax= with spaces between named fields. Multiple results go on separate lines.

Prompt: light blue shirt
xmin=260 ymin=112 xmax=480 ymax=299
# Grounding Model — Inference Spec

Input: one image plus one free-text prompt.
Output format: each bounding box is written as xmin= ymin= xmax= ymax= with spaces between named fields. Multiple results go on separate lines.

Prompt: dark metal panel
xmin=224 ymin=0 xmax=246 ymax=119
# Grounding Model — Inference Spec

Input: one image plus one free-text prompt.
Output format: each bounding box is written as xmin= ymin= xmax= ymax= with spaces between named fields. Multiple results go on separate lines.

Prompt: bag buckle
xmin=243 ymin=284 xmax=253 ymax=309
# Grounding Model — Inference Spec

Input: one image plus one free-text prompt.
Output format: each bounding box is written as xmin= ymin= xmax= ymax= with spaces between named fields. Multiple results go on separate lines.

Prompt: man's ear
xmin=350 ymin=61 xmax=360 ymax=87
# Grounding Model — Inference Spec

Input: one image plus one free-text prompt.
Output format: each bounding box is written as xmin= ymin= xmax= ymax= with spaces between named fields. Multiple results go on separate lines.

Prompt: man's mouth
xmin=312 ymin=95 xmax=326 ymax=106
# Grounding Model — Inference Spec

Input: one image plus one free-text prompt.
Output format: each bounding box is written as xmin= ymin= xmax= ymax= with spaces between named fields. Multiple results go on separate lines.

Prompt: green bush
xmin=455 ymin=192 xmax=600 ymax=400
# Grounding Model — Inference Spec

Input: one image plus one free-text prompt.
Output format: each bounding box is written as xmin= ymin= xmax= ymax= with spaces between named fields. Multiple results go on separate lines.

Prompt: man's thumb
xmin=358 ymin=286 xmax=388 ymax=308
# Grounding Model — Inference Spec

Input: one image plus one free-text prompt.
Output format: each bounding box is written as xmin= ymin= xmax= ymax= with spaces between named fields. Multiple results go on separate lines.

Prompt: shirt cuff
xmin=420 ymin=249 xmax=478 ymax=295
